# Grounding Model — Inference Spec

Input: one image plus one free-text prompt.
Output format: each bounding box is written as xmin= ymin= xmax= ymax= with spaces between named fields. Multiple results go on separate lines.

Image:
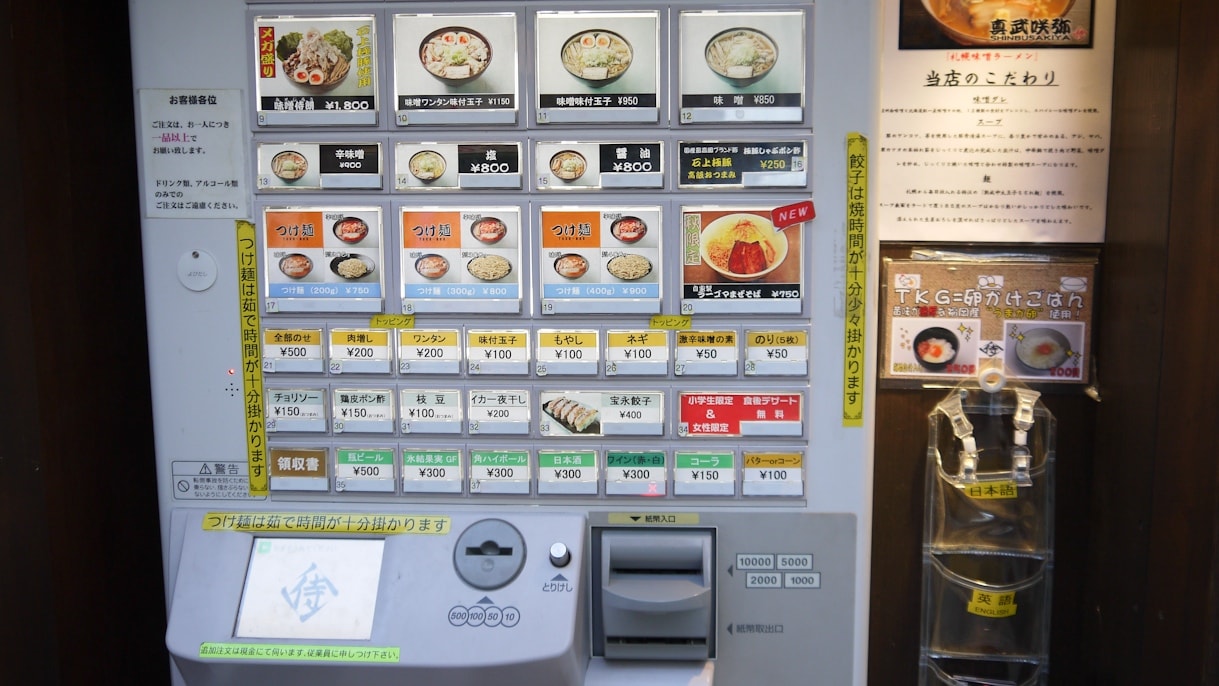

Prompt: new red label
xmin=679 ymin=392 xmax=803 ymax=436
xmin=771 ymin=201 xmax=815 ymax=228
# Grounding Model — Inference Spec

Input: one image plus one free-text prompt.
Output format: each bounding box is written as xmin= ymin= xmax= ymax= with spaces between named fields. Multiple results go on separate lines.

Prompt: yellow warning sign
xmin=843 ymin=133 xmax=868 ymax=428
xmin=203 ymin=511 xmax=452 ymax=535
xmin=236 ymin=220 xmax=269 ymax=496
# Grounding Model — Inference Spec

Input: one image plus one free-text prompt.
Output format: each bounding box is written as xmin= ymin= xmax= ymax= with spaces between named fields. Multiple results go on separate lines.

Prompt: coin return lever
xmin=593 ymin=529 xmax=715 ymax=661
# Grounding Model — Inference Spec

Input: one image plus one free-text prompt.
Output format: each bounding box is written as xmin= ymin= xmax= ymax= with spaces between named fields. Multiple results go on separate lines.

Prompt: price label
xmin=536 ymin=330 xmax=599 ymax=376
xmin=331 ymin=388 xmax=395 ymax=434
xmin=742 ymin=452 xmax=804 ymax=497
xmin=398 ymin=389 xmax=462 ymax=434
xmin=674 ymin=452 xmax=736 ymax=497
xmin=466 ymin=330 xmax=530 ymax=375
xmin=399 ymin=329 xmax=461 ymax=374
xmin=606 ymin=330 xmax=669 ymax=376
xmin=605 ymin=451 xmax=667 ymax=496
xmin=335 ymin=448 xmax=395 ymax=493
xmin=469 ymin=450 xmax=531 ymax=495
xmin=744 ymin=330 xmax=809 ymax=376
xmin=601 ymin=392 xmax=665 ymax=436
xmin=675 ymin=330 xmax=738 ymax=376
xmin=329 ymin=329 xmax=392 ymax=374
xmin=678 ymin=392 xmax=803 ymax=437
xmin=262 ymin=329 xmax=324 ymax=373
xmin=467 ymin=389 xmax=530 ymax=434
xmin=265 ymin=388 xmax=327 ymax=433
xmin=537 ymin=450 xmax=598 ymax=495
xmin=401 ymin=449 xmax=462 ymax=494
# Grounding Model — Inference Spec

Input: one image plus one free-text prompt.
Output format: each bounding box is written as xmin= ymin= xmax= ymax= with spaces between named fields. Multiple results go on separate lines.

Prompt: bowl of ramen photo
xmin=610 ymin=216 xmax=647 ymax=244
xmin=560 ymin=29 xmax=633 ymax=86
xmin=698 ymin=213 xmax=788 ymax=282
xmin=278 ymin=253 xmax=313 ymax=279
xmin=1014 ymin=327 xmax=1071 ymax=371
xmin=913 ymin=327 xmax=959 ymax=372
xmin=414 ymin=254 xmax=450 ymax=280
xmin=554 ymin=254 xmax=589 ymax=279
xmin=408 ymin=150 xmax=447 ymax=183
xmin=271 ymin=150 xmax=308 ymax=183
xmin=549 ymin=150 xmax=587 ymax=182
xmin=277 ymin=27 xmax=353 ymax=92
xmin=419 ymin=26 xmax=492 ymax=85
xmin=920 ymin=0 xmax=1076 ymax=45
xmin=704 ymin=27 xmax=778 ymax=87
xmin=332 ymin=216 xmax=369 ymax=244
xmin=470 ymin=216 xmax=508 ymax=244
xmin=330 ymin=254 xmax=374 ymax=280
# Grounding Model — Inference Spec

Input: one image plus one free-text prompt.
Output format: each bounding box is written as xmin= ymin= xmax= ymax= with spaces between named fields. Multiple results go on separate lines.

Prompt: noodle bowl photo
xmin=698 ymin=213 xmax=788 ymax=282
xmin=419 ymin=27 xmax=492 ymax=85
xmin=704 ymin=28 xmax=778 ymax=87
xmin=560 ymin=30 xmax=633 ymax=86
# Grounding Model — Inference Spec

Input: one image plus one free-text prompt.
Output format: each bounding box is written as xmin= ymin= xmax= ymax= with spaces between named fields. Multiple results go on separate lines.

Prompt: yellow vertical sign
xmin=237 ymin=220 xmax=269 ymax=495
xmin=843 ymin=134 xmax=868 ymax=427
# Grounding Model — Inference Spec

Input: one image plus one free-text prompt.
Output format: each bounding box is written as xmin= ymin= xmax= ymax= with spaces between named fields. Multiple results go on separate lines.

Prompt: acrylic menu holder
xmin=920 ymin=379 xmax=1054 ymax=685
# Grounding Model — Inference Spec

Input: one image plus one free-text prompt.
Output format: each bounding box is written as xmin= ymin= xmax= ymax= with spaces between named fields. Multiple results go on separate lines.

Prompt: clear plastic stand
xmin=919 ymin=371 xmax=1055 ymax=685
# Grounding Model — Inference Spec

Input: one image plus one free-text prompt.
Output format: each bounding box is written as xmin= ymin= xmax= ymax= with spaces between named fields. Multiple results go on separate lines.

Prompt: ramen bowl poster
xmin=897 ymin=0 xmax=1097 ymax=49
xmin=880 ymin=258 xmax=1096 ymax=385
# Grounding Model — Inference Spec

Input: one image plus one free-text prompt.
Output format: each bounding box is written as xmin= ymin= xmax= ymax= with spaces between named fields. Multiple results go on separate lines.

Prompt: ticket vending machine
xmin=130 ymin=1 xmax=877 ymax=683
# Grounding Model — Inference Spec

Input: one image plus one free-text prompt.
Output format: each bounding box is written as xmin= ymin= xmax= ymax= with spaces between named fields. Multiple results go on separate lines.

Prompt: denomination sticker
xmin=744 ymin=329 xmax=809 ymax=376
xmin=331 ymin=388 xmax=394 ymax=434
xmin=678 ymin=392 xmax=803 ymax=437
xmin=537 ymin=450 xmax=599 ymax=495
xmin=466 ymin=330 xmax=530 ymax=375
xmin=335 ymin=448 xmax=395 ymax=493
xmin=605 ymin=451 xmax=667 ymax=496
xmin=262 ymin=329 xmax=324 ymax=373
xmin=265 ymin=388 xmax=327 ymax=433
xmin=469 ymin=450 xmax=531 ymax=494
xmin=605 ymin=330 xmax=669 ymax=376
xmin=674 ymin=451 xmax=736 ymax=496
xmin=399 ymin=389 xmax=462 ymax=434
xmin=401 ymin=449 xmax=462 ymax=493
xmin=742 ymin=452 xmax=804 ymax=497
xmin=536 ymin=330 xmax=599 ymax=376
xmin=398 ymin=329 xmax=461 ymax=374
xmin=674 ymin=330 xmax=738 ymax=376
xmin=467 ymin=389 xmax=530 ymax=435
